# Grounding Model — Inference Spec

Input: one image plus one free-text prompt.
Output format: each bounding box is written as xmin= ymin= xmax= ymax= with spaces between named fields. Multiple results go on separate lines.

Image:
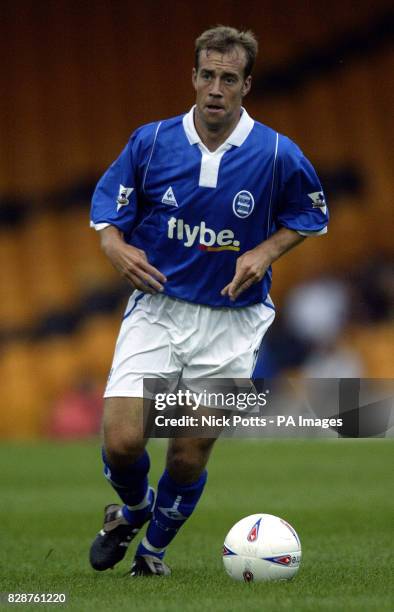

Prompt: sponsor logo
xmin=247 ymin=518 xmax=262 ymax=542
xmin=263 ymin=553 xmax=301 ymax=566
xmin=162 ymin=186 xmax=178 ymax=206
xmin=116 ymin=184 xmax=133 ymax=211
xmin=233 ymin=190 xmax=255 ymax=218
xmin=167 ymin=217 xmax=240 ymax=251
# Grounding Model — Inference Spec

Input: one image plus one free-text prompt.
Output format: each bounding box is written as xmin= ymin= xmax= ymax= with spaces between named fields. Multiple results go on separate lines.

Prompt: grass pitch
xmin=0 ymin=439 xmax=393 ymax=611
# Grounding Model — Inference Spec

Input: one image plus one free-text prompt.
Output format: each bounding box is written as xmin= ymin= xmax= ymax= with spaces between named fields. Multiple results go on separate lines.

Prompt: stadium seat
xmin=77 ymin=313 xmax=121 ymax=379
xmin=0 ymin=342 xmax=44 ymax=438
xmin=60 ymin=208 xmax=118 ymax=291
xmin=348 ymin=324 xmax=394 ymax=377
xmin=20 ymin=214 xmax=78 ymax=312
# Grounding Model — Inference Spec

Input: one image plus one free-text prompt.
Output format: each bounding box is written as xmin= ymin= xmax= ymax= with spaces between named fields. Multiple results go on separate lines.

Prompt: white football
xmin=223 ymin=513 xmax=301 ymax=582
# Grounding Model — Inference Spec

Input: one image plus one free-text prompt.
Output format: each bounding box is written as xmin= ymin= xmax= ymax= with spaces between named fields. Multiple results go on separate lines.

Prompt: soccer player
xmin=89 ymin=25 xmax=328 ymax=577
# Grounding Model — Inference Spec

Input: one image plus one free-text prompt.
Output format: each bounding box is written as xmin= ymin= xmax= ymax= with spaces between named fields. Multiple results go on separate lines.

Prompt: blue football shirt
xmin=91 ymin=107 xmax=328 ymax=307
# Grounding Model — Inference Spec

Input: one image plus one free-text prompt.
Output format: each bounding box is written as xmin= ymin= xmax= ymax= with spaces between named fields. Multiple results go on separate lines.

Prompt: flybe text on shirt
xmin=167 ymin=217 xmax=240 ymax=252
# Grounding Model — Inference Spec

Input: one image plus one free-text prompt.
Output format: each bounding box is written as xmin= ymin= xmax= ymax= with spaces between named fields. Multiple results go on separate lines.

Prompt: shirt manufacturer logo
xmin=161 ymin=186 xmax=178 ymax=206
xmin=158 ymin=495 xmax=186 ymax=520
xmin=233 ymin=190 xmax=255 ymax=218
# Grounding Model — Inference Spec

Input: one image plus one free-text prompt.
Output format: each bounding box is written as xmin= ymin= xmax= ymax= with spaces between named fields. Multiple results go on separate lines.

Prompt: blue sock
xmin=102 ymin=448 xmax=152 ymax=526
xmin=136 ymin=469 xmax=207 ymax=559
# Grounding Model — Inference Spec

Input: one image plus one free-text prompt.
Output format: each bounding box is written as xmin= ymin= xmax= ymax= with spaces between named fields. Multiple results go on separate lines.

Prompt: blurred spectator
xmin=302 ymin=345 xmax=363 ymax=377
xmin=254 ymin=277 xmax=365 ymax=377
xmin=287 ymin=278 xmax=364 ymax=377
xmin=350 ymin=256 xmax=394 ymax=323
xmin=284 ymin=278 xmax=349 ymax=345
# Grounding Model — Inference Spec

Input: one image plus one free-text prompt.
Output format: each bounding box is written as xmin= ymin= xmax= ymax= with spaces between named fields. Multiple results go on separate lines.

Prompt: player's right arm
xmin=90 ymin=126 xmax=166 ymax=293
xmin=99 ymin=225 xmax=166 ymax=293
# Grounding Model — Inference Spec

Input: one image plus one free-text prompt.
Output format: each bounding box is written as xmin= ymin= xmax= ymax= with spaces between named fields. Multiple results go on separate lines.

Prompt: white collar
xmin=182 ymin=105 xmax=254 ymax=150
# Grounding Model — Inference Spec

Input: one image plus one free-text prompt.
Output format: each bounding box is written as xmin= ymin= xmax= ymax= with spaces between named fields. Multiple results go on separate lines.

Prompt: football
xmin=223 ymin=513 xmax=302 ymax=582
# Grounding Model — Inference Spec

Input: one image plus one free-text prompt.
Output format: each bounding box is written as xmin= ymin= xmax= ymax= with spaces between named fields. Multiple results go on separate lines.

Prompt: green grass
xmin=0 ymin=439 xmax=393 ymax=611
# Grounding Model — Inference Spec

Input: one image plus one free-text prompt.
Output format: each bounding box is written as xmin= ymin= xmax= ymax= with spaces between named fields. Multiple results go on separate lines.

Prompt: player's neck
xmin=194 ymin=109 xmax=241 ymax=152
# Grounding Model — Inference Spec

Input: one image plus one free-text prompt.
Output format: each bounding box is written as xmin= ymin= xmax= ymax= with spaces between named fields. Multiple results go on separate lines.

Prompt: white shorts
xmin=104 ymin=291 xmax=275 ymax=398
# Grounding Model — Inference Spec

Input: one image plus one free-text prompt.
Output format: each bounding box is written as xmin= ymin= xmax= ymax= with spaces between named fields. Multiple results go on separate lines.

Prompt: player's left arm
xmin=221 ymin=228 xmax=305 ymax=301
xmin=222 ymin=139 xmax=328 ymax=301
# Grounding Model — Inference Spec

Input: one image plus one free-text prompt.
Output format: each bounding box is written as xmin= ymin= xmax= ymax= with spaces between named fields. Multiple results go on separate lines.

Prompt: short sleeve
xmin=90 ymin=135 xmax=139 ymax=233
xmin=275 ymin=139 xmax=329 ymax=236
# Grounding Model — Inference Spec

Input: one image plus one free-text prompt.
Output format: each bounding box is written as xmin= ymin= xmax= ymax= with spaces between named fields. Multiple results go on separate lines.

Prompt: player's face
xmin=192 ymin=47 xmax=251 ymax=133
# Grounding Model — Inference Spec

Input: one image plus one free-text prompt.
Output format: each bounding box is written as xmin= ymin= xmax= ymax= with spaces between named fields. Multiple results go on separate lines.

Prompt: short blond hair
xmin=195 ymin=25 xmax=258 ymax=78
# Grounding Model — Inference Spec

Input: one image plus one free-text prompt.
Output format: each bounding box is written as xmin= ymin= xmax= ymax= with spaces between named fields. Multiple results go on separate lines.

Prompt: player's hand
xmin=221 ymin=248 xmax=270 ymax=301
xmin=221 ymin=228 xmax=305 ymax=301
xmin=100 ymin=228 xmax=166 ymax=293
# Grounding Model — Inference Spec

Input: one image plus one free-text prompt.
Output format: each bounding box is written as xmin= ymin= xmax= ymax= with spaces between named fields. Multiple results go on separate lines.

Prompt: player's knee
xmin=102 ymin=397 xmax=145 ymax=466
xmin=167 ymin=451 xmax=201 ymax=483
xmin=167 ymin=440 xmax=214 ymax=483
xmin=104 ymin=431 xmax=145 ymax=466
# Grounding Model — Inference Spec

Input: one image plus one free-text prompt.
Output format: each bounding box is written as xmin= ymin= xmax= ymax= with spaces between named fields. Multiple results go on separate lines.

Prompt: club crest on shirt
xmin=116 ymin=184 xmax=134 ymax=211
xmin=233 ymin=190 xmax=255 ymax=218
